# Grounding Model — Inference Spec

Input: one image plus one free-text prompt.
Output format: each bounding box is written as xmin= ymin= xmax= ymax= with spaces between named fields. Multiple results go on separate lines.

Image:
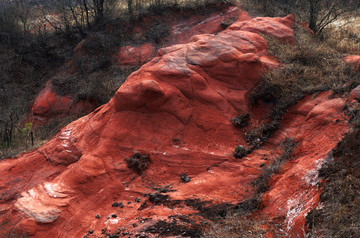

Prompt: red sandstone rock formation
xmin=29 ymin=5 xmax=243 ymax=124
xmin=345 ymin=55 xmax=360 ymax=71
xmin=0 ymin=12 xmax=350 ymax=238
xmin=30 ymin=81 xmax=96 ymax=126
xmin=117 ymin=43 xmax=156 ymax=66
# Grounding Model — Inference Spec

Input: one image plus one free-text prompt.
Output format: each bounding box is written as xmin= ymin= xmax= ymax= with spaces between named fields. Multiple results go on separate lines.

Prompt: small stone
xmin=89 ymin=229 xmax=94 ymax=234
xmin=111 ymin=214 xmax=117 ymax=218
xmin=95 ymin=214 xmax=100 ymax=218
xmin=260 ymin=163 xmax=266 ymax=167
xmin=119 ymin=202 xmax=124 ymax=208
xmin=112 ymin=202 xmax=119 ymax=207
xmin=180 ymin=173 xmax=187 ymax=182
xmin=181 ymin=173 xmax=191 ymax=183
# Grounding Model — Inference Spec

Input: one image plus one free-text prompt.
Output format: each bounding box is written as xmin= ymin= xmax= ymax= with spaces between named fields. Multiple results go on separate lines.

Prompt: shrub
xmin=125 ymin=152 xmax=151 ymax=174
xmin=234 ymin=145 xmax=249 ymax=159
xmin=231 ymin=113 xmax=250 ymax=128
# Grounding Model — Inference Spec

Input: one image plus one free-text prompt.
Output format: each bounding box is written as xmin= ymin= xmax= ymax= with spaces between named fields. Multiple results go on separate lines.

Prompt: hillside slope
xmin=0 ymin=10 xmax=354 ymax=238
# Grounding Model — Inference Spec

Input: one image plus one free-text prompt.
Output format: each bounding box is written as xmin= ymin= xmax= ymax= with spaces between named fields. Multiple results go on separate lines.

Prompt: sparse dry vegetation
xmin=247 ymin=23 xmax=359 ymax=148
xmin=0 ymin=219 xmax=28 ymax=238
xmin=203 ymin=213 xmax=267 ymax=238
xmin=306 ymin=128 xmax=360 ymax=237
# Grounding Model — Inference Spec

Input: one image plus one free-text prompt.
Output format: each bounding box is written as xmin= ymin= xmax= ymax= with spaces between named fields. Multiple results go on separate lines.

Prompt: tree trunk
xmin=93 ymin=0 xmax=105 ymax=23
xmin=127 ymin=0 xmax=134 ymax=21
xmin=83 ymin=0 xmax=91 ymax=28
xmin=309 ymin=0 xmax=320 ymax=33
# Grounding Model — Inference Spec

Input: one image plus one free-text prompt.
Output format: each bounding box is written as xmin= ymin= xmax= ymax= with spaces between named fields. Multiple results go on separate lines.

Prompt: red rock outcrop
xmin=0 ymin=12 xmax=349 ymax=238
xmin=345 ymin=55 xmax=360 ymax=71
xmin=30 ymin=81 xmax=73 ymax=125
xmin=30 ymin=5 xmax=244 ymax=124
xmin=114 ymin=5 xmax=245 ymax=67
xmin=30 ymin=81 xmax=96 ymax=126
xmin=116 ymin=43 xmax=156 ymax=66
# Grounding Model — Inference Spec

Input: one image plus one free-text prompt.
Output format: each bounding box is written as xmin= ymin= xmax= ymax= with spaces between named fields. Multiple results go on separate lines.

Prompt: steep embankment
xmin=0 ymin=11 xmax=350 ymax=238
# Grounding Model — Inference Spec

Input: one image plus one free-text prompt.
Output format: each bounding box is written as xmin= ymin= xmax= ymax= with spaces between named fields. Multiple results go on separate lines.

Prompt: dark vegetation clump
xmin=145 ymin=20 xmax=171 ymax=44
xmin=148 ymin=193 xmax=170 ymax=205
xmin=145 ymin=220 xmax=202 ymax=238
xmin=234 ymin=145 xmax=249 ymax=159
xmin=231 ymin=113 xmax=250 ymax=128
xmin=125 ymin=152 xmax=151 ymax=174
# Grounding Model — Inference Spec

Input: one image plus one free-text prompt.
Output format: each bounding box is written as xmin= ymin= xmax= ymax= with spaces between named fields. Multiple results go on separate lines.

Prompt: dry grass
xmin=324 ymin=17 xmax=360 ymax=54
xmin=203 ymin=213 xmax=267 ymax=238
xmin=264 ymin=26 xmax=355 ymax=92
xmin=0 ymin=115 xmax=78 ymax=160
xmin=249 ymin=24 xmax=359 ymax=142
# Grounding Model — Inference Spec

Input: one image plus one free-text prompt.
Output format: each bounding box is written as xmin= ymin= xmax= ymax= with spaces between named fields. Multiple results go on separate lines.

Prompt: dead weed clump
xmin=125 ymin=152 xmax=151 ymax=174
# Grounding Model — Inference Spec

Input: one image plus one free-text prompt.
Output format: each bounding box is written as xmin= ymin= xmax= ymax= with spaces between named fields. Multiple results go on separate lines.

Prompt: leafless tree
xmin=308 ymin=0 xmax=360 ymax=34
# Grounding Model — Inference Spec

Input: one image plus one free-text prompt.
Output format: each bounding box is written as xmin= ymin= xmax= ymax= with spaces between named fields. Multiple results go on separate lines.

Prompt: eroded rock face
xmin=30 ymin=81 xmax=96 ymax=126
xmin=117 ymin=43 xmax=156 ymax=66
xmin=0 ymin=12 xmax=348 ymax=238
xmin=31 ymin=81 xmax=73 ymax=121
xmin=345 ymin=55 xmax=360 ymax=71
